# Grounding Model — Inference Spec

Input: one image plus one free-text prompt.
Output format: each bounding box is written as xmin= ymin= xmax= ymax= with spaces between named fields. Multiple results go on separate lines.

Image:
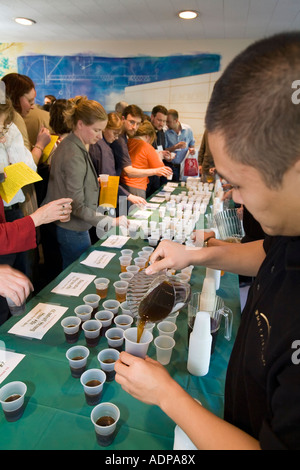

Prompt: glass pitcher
xmin=127 ymin=271 xmax=191 ymax=322
xmin=188 ymin=292 xmax=233 ymax=353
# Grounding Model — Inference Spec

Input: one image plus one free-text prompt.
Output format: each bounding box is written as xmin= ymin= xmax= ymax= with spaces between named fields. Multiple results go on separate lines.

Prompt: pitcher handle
xmin=222 ymin=306 xmax=233 ymax=341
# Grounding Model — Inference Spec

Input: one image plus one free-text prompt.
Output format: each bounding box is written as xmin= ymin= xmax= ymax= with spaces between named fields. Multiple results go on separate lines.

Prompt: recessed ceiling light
xmin=14 ymin=17 xmax=36 ymax=26
xmin=178 ymin=10 xmax=198 ymax=20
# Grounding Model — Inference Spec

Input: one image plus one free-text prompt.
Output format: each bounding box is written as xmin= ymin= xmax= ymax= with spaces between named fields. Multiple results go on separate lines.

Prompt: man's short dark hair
xmin=151 ymin=105 xmax=168 ymax=117
xmin=205 ymin=32 xmax=300 ymax=187
xmin=122 ymin=104 xmax=144 ymax=120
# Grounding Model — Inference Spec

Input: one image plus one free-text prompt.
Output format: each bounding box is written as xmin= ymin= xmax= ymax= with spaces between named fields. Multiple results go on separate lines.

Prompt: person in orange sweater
xmin=121 ymin=121 xmax=172 ymax=199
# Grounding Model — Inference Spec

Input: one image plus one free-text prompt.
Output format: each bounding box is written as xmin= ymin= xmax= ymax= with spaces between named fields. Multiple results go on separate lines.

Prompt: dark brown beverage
xmin=5 ymin=394 xmax=21 ymax=402
xmin=96 ymin=415 xmax=115 ymax=426
xmin=85 ymin=379 xmax=101 ymax=387
xmin=102 ymin=358 xmax=115 ymax=364
xmin=64 ymin=330 xmax=79 ymax=344
xmin=137 ymin=280 xmax=175 ymax=342
xmin=95 ymin=416 xmax=116 ymax=446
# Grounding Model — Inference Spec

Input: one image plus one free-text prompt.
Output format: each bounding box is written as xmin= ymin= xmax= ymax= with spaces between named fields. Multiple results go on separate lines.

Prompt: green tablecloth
xmin=0 ymin=187 xmax=241 ymax=450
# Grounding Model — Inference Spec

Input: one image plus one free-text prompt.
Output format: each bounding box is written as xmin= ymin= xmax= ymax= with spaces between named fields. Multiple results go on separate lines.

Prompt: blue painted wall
xmin=18 ymin=53 xmax=220 ymax=109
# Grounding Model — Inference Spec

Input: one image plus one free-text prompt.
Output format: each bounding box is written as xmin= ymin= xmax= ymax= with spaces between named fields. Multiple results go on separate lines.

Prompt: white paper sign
xmin=51 ymin=272 xmax=96 ymax=296
xmin=133 ymin=210 xmax=153 ymax=219
xmin=80 ymin=250 xmax=116 ymax=268
xmin=150 ymin=197 xmax=165 ymax=203
xmin=8 ymin=303 xmax=68 ymax=340
xmin=101 ymin=235 xmax=130 ymax=248
xmin=145 ymin=203 xmax=160 ymax=210
xmin=0 ymin=349 xmax=25 ymax=384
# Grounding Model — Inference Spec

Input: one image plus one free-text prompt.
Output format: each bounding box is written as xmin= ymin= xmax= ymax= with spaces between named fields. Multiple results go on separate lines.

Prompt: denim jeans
xmin=56 ymin=225 xmax=91 ymax=270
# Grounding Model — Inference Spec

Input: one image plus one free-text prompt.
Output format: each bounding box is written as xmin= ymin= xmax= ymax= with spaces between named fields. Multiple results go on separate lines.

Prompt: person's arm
xmin=0 ymin=265 xmax=33 ymax=305
xmin=165 ymin=141 xmax=187 ymax=152
xmin=115 ymin=352 xmax=261 ymax=450
xmin=31 ymin=127 xmax=51 ymax=165
xmin=145 ymin=239 xmax=266 ymax=277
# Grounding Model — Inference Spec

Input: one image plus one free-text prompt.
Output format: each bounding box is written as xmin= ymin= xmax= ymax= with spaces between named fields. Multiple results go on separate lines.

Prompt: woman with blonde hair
xmin=45 ymin=96 xmax=126 ymax=269
xmin=121 ymin=120 xmax=172 ymax=199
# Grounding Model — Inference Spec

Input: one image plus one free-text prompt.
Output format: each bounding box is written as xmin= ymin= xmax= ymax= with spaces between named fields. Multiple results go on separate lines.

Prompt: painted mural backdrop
xmin=17 ymin=53 xmax=220 ymax=110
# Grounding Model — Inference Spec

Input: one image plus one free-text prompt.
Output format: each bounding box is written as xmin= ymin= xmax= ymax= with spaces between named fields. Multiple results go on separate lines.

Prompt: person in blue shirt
xmin=165 ymin=109 xmax=196 ymax=181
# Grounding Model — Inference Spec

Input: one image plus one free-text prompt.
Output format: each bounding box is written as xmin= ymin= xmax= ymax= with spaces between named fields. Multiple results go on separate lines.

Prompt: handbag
xmin=183 ymin=153 xmax=199 ymax=177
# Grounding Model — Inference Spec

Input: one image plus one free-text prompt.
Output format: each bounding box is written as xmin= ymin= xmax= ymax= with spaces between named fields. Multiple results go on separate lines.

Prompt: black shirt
xmin=111 ymin=134 xmax=132 ymax=176
xmin=224 ymin=235 xmax=300 ymax=449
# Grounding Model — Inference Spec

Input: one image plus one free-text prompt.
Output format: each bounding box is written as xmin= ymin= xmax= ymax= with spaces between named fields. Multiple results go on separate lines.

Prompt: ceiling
xmin=0 ymin=0 xmax=300 ymax=42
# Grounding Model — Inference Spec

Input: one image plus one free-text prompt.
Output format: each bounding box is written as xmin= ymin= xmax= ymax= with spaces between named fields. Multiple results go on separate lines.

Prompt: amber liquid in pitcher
xmin=137 ymin=280 xmax=174 ymax=343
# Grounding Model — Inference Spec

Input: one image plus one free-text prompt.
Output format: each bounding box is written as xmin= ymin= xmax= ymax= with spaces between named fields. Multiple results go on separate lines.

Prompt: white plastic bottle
xmin=206 ymin=267 xmax=221 ymax=290
xmin=187 ymin=311 xmax=212 ymax=376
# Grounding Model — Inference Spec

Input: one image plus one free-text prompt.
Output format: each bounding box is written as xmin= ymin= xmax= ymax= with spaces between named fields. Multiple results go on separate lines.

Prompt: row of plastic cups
xmin=62 ymin=301 xmax=134 ymax=343
xmin=66 ymin=336 xmax=122 ymax=380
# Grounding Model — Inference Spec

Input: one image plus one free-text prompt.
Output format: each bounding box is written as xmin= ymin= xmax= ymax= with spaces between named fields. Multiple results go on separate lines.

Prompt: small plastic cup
xmin=148 ymin=237 xmax=159 ymax=247
xmin=119 ymin=256 xmax=131 ymax=273
xmin=0 ymin=381 xmax=27 ymax=422
xmin=82 ymin=319 xmax=102 ymax=347
xmin=133 ymin=257 xmax=147 ymax=271
xmin=6 ymin=298 xmax=26 ymax=316
xmin=113 ymin=281 xmax=129 ymax=303
xmin=120 ymin=301 xmax=133 ymax=317
xmin=61 ymin=316 xmax=81 ymax=343
xmin=142 ymin=246 xmax=154 ymax=255
xmin=165 ymin=311 xmax=180 ymax=324
xmin=91 ymin=402 xmax=120 ymax=447
xmin=125 ymin=265 xmax=140 ymax=275
xmin=105 ymin=327 xmax=124 ymax=352
xmin=94 ymin=278 xmax=110 ymax=299
xmin=114 ymin=314 xmax=133 ymax=330
xmin=157 ymin=320 xmax=177 ymax=338
xmin=154 ymin=335 xmax=176 ymax=365
xmin=124 ymin=327 xmax=153 ymax=359
xmin=95 ymin=310 xmax=114 ymax=336
xmin=83 ymin=294 xmax=101 ymax=317
xmin=97 ymin=348 xmax=120 ymax=382
xmin=99 ymin=174 xmax=109 ymax=187
xmin=80 ymin=368 xmax=106 ymax=406
xmin=119 ymin=272 xmax=134 ymax=282
xmin=66 ymin=345 xmax=90 ymax=378
xmin=121 ymin=249 xmax=133 ymax=257
xmin=102 ymin=299 xmax=120 ymax=316
xmin=74 ymin=305 xmax=93 ymax=325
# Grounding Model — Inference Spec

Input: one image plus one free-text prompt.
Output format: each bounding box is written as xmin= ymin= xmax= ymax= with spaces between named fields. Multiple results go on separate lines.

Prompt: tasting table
xmin=0 ymin=185 xmax=242 ymax=450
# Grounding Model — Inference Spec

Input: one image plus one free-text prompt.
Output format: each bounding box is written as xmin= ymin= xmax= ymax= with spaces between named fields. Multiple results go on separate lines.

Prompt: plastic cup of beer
xmin=61 ymin=316 xmax=81 ymax=343
xmin=94 ymin=278 xmax=110 ymax=299
xmin=102 ymin=299 xmax=120 ymax=316
xmin=95 ymin=310 xmax=114 ymax=336
xmin=97 ymin=348 xmax=120 ymax=382
xmin=91 ymin=402 xmax=120 ymax=446
xmin=80 ymin=368 xmax=106 ymax=406
xmin=114 ymin=314 xmax=133 ymax=330
xmin=0 ymin=381 xmax=27 ymax=422
xmin=113 ymin=281 xmax=128 ymax=303
xmin=66 ymin=345 xmax=90 ymax=378
xmin=119 ymin=256 xmax=131 ymax=273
